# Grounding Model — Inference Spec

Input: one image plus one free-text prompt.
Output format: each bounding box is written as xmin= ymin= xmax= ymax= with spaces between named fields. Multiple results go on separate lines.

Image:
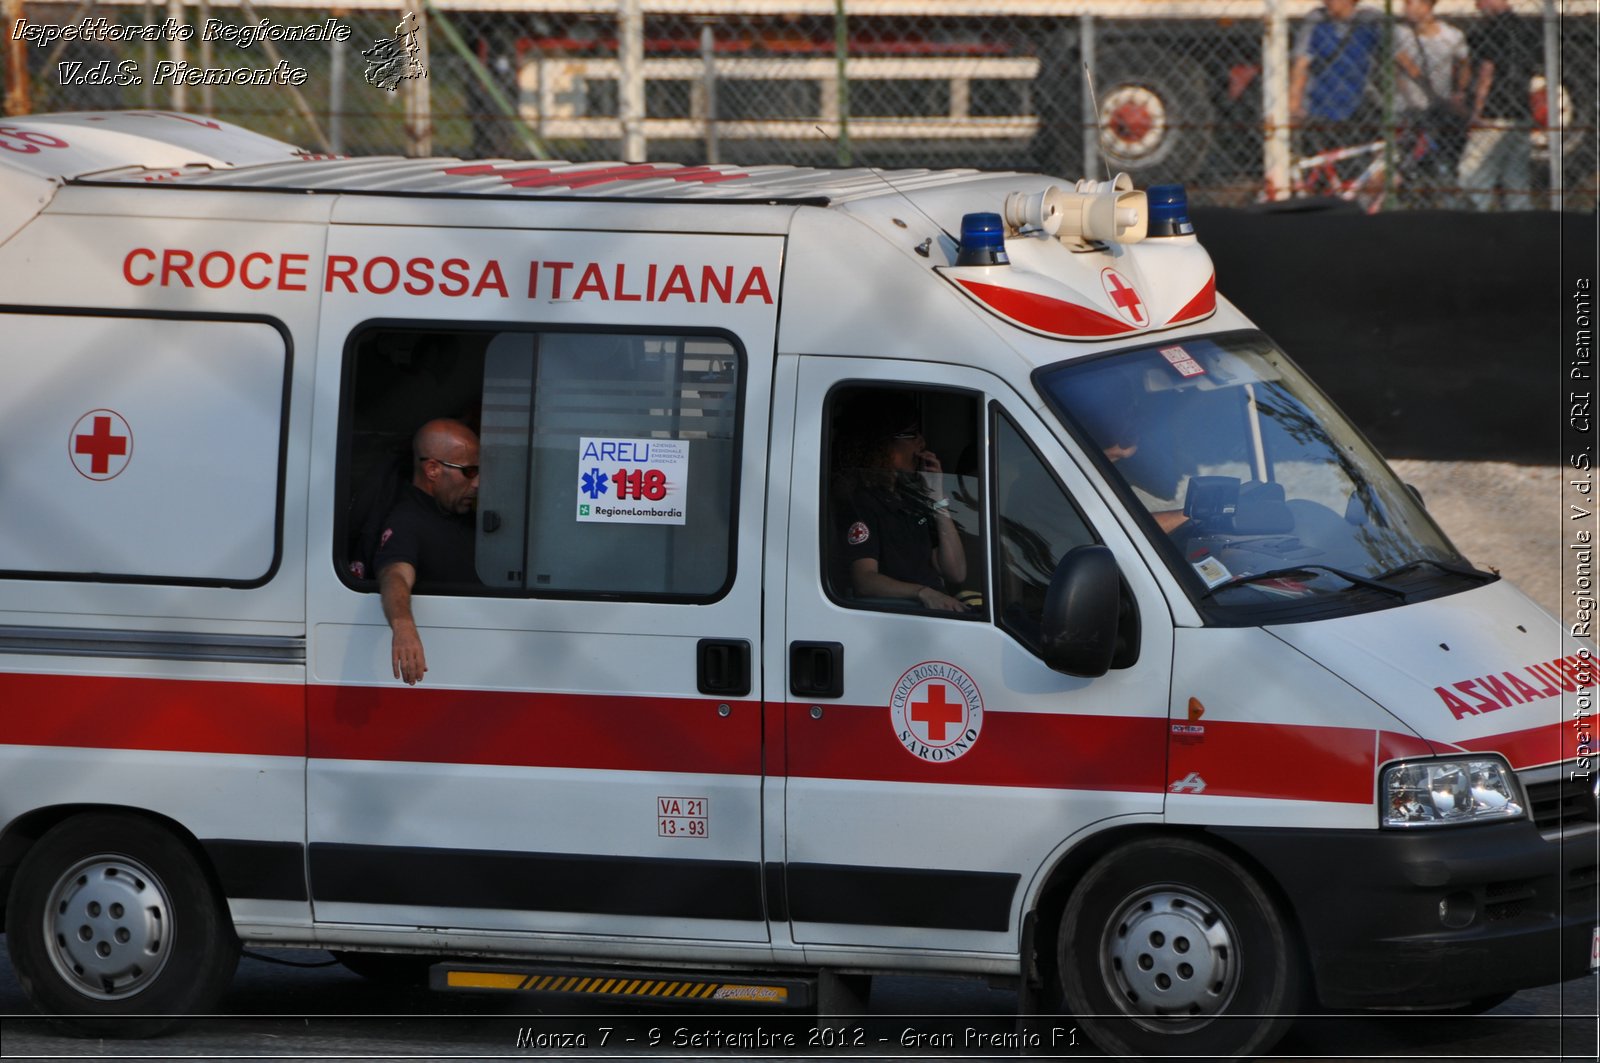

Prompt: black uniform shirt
xmin=839 ymin=488 xmax=943 ymax=591
xmin=1466 ymin=13 xmax=1540 ymax=120
xmin=374 ymin=484 xmax=480 ymax=591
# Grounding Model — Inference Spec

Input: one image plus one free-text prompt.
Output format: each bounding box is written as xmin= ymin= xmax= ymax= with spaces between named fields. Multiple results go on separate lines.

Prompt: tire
xmin=331 ymin=950 xmax=436 ymax=986
xmin=1055 ymin=838 xmax=1302 ymax=1059
xmin=4 ymin=813 xmax=240 ymax=1036
xmin=1091 ymin=49 xmax=1215 ymax=182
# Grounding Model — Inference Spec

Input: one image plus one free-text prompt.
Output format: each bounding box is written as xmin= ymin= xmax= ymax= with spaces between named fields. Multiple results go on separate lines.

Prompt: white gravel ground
xmin=1389 ymin=460 xmax=1573 ymax=618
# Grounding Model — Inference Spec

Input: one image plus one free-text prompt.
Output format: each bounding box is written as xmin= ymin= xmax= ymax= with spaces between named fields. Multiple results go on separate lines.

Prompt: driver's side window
xmin=822 ymin=384 xmax=986 ymax=618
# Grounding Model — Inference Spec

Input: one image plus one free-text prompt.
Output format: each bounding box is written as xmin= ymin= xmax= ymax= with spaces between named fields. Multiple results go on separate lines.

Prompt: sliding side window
xmin=341 ymin=327 xmax=740 ymax=600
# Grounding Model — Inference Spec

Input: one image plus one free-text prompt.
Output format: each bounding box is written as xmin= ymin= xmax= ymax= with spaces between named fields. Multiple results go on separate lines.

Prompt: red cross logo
xmin=70 ymin=410 xmax=133 ymax=481
xmin=910 ymin=684 xmax=965 ymax=743
xmin=890 ymin=661 xmax=985 ymax=763
xmin=1101 ymin=269 xmax=1146 ymax=325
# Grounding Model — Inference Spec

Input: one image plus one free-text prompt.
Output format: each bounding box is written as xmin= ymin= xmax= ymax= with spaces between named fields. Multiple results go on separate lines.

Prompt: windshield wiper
xmin=1201 ymin=564 xmax=1409 ymax=601
xmin=1373 ymin=558 xmax=1497 ymax=583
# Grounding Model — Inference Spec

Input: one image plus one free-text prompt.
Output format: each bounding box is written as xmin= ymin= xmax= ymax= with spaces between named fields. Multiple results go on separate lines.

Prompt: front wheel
xmin=5 ymin=813 xmax=240 ymax=1036
xmin=1056 ymin=837 xmax=1302 ymax=1058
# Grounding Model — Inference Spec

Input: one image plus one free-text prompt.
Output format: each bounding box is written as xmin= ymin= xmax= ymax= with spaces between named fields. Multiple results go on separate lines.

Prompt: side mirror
xmin=1040 ymin=545 xmax=1122 ymax=677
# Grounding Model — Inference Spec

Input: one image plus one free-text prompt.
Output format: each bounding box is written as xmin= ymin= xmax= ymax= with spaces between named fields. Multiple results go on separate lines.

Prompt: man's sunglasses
xmin=430 ymin=457 xmax=480 ymax=479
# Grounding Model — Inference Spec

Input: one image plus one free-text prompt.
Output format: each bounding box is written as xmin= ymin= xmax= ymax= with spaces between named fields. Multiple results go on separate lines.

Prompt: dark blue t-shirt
xmin=1296 ymin=9 xmax=1382 ymax=122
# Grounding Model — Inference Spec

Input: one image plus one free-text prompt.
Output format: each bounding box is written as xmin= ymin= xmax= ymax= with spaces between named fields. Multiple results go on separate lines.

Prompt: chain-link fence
xmin=2 ymin=1 xmax=1594 ymax=210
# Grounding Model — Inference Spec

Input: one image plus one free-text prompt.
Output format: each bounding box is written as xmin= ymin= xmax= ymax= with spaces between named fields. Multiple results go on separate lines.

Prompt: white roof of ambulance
xmin=1 ymin=113 xmax=1245 ymax=368
xmin=0 ymin=111 xmax=1022 ymax=203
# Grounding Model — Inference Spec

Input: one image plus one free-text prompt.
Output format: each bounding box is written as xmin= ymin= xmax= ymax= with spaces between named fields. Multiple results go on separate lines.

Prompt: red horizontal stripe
xmin=954 ymin=278 xmax=1137 ymax=338
xmin=786 ymin=703 xmax=1167 ymax=791
xmin=0 ymin=673 xmax=304 ymax=757
xmin=1169 ymin=720 xmax=1375 ymax=803
xmin=307 ymin=686 xmax=761 ymax=776
xmin=1456 ymin=720 xmax=1576 ymax=769
xmin=20 ymin=674 xmax=1534 ymax=807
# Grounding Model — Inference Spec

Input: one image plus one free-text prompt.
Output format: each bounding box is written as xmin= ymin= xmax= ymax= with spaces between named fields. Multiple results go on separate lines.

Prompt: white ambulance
xmin=0 ymin=111 xmax=1593 ymax=1057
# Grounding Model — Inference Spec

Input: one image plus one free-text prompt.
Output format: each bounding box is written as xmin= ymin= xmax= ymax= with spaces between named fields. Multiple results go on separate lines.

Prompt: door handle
xmin=697 ymin=638 xmax=751 ymax=697
xmin=790 ymin=641 xmax=843 ymax=699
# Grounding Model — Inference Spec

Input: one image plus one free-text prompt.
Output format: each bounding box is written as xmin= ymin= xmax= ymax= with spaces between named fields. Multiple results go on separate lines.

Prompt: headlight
xmin=1381 ymin=757 xmax=1526 ymax=829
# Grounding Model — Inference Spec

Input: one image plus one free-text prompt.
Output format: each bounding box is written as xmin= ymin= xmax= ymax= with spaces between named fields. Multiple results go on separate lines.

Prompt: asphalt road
xmin=0 ymin=944 xmax=1596 ymax=1061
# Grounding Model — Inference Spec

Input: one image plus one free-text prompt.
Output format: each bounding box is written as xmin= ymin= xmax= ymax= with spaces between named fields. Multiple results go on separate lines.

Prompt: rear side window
xmin=341 ymin=325 xmax=741 ymax=601
xmin=0 ymin=310 xmax=287 ymax=586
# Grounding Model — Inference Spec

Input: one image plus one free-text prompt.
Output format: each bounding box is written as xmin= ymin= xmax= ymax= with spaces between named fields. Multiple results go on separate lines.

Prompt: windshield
xmin=1039 ymin=332 xmax=1492 ymax=621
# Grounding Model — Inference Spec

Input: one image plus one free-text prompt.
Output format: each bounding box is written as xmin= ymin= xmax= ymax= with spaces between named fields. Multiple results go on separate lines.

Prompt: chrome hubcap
xmin=1100 ymin=887 xmax=1238 ymax=1032
xmin=44 ymin=855 xmax=173 ymax=1000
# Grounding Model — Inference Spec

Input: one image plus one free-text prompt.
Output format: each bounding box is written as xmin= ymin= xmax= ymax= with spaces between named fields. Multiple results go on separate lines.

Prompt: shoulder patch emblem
xmin=846 ymin=521 xmax=870 ymax=546
xmin=379 ymin=528 xmax=394 ymax=549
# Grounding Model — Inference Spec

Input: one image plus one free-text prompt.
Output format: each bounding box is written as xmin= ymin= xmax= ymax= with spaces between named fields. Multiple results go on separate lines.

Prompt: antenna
xmin=1082 ymin=62 xmax=1113 ymax=183
xmin=814 ymin=125 xmax=955 ymax=244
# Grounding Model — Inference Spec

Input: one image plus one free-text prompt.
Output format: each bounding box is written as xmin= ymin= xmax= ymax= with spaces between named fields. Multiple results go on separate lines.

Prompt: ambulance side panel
xmin=0 ymin=188 xmax=330 ymax=928
xmin=302 ymin=205 xmax=786 ymax=959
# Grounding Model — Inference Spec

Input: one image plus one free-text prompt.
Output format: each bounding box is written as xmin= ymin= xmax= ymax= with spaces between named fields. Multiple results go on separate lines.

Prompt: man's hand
xmin=390 ymin=619 xmax=427 ymax=685
xmin=378 ymin=562 xmax=427 ymax=685
xmin=916 ymin=585 xmax=972 ymax=613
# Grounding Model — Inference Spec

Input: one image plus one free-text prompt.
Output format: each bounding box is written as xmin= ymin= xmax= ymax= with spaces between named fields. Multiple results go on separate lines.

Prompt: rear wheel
xmin=5 ymin=813 xmax=239 ymax=1036
xmin=1055 ymin=837 xmax=1302 ymax=1058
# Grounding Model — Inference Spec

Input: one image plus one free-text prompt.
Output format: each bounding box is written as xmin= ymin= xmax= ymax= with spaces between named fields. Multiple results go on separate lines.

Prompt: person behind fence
xmin=833 ymin=396 xmax=970 ymax=613
xmin=376 ymin=418 xmax=482 ymax=685
xmin=1394 ymin=0 xmax=1471 ymax=194
xmin=465 ymin=33 xmax=520 ymax=158
xmin=1289 ymin=0 xmax=1384 ymax=156
xmin=1460 ymin=0 xmax=1542 ymax=210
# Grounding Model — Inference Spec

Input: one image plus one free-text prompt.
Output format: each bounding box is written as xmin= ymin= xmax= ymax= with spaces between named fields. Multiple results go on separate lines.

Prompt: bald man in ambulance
xmin=375 ymin=418 xmax=482 ymax=684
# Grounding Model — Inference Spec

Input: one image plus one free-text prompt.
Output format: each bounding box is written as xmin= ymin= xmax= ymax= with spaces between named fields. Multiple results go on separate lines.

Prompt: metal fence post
xmin=2 ymin=0 xmax=30 ymax=116
xmin=142 ymin=0 xmax=155 ymax=108
xmin=330 ymin=34 xmax=343 ymax=153
xmin=197 ymin=0 xmax=213 ymax=116
xmin=1542 ymin=0 xmax=1562 ymax=208
xmin=1262 ymin=0 xmax=1291 ymax=200
xmin=620 ymin=0 xmax=645 ymax=161
xmin=700 ymin=22 xmax=718 ymax=165
xmin=1380 ymin=0 xmax=1396 ymax=209
xmin=167 ymin=0 xmax=186 ymax=112
xmin=833 ymin=0 xmax=850 ymax=165
xmin=404 ymin=0 xmax=432 ymax=156
xmin=1080 ymin=14 xmax=1099 ymax=181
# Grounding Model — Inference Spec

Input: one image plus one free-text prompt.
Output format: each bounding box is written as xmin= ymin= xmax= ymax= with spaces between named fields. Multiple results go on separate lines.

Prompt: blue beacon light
xmin=956 ymin=212 xmax=1009 ymax=266
xmin=1146 ymin=184 xmax=1195 ymax=237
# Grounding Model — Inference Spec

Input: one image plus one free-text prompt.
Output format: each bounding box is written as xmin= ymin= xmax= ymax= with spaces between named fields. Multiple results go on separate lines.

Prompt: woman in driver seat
xmin=832 ymin=394 xmax=972 ymax=613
